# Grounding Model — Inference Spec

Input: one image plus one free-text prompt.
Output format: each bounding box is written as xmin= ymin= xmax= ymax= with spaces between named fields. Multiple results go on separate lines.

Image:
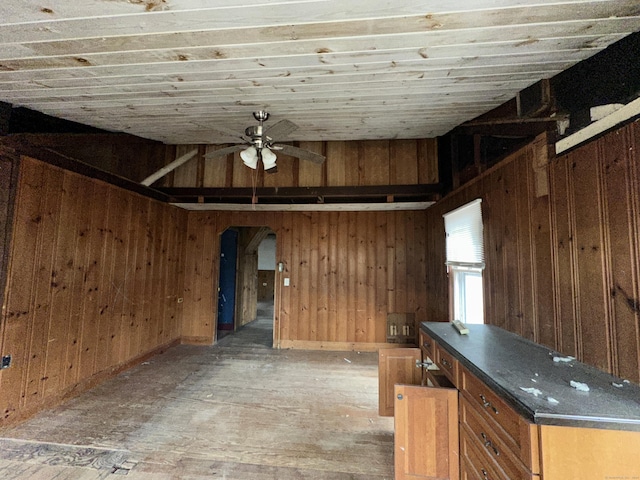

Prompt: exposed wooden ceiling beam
xmin=159 ymin=184 xmax=442 ymax=202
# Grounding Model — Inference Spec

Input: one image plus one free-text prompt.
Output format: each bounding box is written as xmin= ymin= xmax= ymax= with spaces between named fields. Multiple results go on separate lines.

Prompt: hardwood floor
xmin=0 ymin=308 xmax=394 ymax=479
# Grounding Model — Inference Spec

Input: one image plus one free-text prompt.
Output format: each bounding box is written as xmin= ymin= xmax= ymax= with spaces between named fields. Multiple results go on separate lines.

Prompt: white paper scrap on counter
xmin=547 ymin=396 xmax=559 ymax=405
xmin=553 ymin=355 xmax=575 ymax=363
xmin=519 ymin=387 xmax=543 ymax=397
xmin=570 ymin=380 xmax=590 ymax=392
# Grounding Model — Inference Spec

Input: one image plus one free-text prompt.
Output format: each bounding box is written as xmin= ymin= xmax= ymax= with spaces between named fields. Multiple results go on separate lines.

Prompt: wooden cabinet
xmin=539 ymin=425 xmax=640 ymax=479
xmin=378 ymin=348 xmax=422 ymax=417
xmin=419 ymin=330 xmax=454 ymax=388
xmin=394 ymin=384 xmax=459 ymax=480
xmin=387 ymin=323 xmax=640 ymax=480
xmin=459 ymin=367 xmax=539 ymax=474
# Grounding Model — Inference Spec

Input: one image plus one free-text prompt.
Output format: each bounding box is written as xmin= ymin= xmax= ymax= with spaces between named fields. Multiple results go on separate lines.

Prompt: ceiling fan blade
xmin=209 ymin=125 xmax=251 ymax=143
xmin=204 ymin=144 xmax=246 ymax=159
xmin=273 ymin=144 xmax=326 ymax=164
xmin=264 ymin=119 xmax=298 ymax=140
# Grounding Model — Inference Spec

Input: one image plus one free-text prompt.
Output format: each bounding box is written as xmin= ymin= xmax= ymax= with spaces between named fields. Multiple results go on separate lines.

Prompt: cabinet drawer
xmin=460 ymin=425 xmax=537 ymax=480
xmin=419 ymin=330 xmax=435 ymax=359
xmin=460 ymin=427 xmax=508 ymax=480
xmin=424 ymin=368 xmax=455 ymax=389
xmin=460 ymin=397 xmax=534 ymax=480
xmin=459 ymin=366 xmax=539 ymax=473
xmin=435 ymin=344 xmax=458 ymax=386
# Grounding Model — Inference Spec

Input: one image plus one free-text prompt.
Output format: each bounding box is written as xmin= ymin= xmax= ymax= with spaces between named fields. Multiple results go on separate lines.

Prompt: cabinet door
xmin=379 ymin=348 xmax=422 ymax=416
xmin=394 ymin=385 xmax=459 ymax=480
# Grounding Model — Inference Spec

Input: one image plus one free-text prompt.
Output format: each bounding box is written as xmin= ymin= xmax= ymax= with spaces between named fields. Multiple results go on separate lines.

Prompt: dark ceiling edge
xmin=1 ymin=135 xmax=169 ymax=203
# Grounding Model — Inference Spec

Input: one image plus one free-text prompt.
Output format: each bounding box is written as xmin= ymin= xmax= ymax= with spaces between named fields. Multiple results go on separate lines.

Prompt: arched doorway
xmin=216 ymin=226 xmax=276 ymax=345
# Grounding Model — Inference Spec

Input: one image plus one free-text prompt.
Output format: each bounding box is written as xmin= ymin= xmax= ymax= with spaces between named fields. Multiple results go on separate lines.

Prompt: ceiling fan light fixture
xmin=240 ymin=146 xmax=258 ymax=169
xmin=261 ymin=147 xmax=277 ymax=172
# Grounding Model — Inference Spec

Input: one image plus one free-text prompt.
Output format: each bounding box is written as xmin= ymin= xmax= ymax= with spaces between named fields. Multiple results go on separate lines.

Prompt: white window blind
xmin=443 ymin=199 xmax=484 ymax=269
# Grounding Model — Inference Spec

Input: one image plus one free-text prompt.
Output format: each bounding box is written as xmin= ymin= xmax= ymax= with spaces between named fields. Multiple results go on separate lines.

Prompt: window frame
xmin=443 ymin=199 xmax=485 ymax=324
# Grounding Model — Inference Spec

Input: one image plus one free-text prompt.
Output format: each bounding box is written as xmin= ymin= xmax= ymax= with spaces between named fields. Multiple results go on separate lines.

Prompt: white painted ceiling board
xmin=0 ymin=0 xmax=639 ymax=144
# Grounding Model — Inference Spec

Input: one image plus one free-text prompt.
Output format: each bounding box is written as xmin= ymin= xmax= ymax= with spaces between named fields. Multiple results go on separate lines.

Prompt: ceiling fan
xmin=203 ymin=111 xmax=326 ymax=173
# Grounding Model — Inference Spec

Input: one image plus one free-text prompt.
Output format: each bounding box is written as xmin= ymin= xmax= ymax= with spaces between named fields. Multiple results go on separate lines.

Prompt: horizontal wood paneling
xmin=0 ymin=157 xmax=187 ymax=427
xmin=181 ymin=209 xmax=427 ymax=348
xmin=169 ymin=139 xmax=438 ymax=189
xmin=425 ymin=123 xmax=640 ymax=383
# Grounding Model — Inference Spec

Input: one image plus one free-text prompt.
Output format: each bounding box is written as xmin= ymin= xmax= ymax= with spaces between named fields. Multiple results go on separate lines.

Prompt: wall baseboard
xmin=181 ymin=336 xmax=214 ymax=345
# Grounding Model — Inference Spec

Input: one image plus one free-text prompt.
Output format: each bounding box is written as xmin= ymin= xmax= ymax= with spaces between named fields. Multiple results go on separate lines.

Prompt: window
xmin=443 ymin=199 xmax=485 ymax=324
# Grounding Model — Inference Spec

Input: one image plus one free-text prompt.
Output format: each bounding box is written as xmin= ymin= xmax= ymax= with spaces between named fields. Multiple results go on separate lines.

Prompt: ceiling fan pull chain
xmin=251 ymin=168 xmax=258 ymax=209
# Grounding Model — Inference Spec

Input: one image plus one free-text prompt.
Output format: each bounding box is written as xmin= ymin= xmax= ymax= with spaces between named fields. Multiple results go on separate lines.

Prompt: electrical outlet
xmin=1 ymin=355 xmax=11 ymax=369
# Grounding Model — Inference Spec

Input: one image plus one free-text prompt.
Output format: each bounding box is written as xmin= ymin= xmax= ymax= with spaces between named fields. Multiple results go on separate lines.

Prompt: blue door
xmin=217 ymin=229 xmax=238 ymax=331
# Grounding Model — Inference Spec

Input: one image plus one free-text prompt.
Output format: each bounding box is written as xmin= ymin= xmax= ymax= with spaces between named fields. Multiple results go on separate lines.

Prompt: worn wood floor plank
xmin=0 ymin=304 xmax=393 ymax=479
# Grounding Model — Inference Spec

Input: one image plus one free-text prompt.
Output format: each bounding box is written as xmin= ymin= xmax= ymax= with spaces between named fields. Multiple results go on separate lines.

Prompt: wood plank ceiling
xmin=0 ymin=1 xmax=639 ymax=145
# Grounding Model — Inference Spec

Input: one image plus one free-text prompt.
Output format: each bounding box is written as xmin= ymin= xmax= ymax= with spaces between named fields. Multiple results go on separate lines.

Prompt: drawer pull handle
xmin=441 ymin=358 xmax=451 ymax=368
xmin=481 ymin=468 xmax=490 ymax=479
xmin=479 ymin=393 xmax=499 ymax=414
xmin=423 ymin=341 xmax=431 ymax=348
xmin=416 ymin=359 xmax=433 ymax=369
xmin=480 ymin=432 xmax=500 ymax=457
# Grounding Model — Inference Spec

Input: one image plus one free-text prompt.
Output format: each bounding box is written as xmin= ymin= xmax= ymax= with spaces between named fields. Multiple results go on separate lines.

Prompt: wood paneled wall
xmin=425 ymin=123 xmax=640 ymax=383
xmin=169 ymin=139 xmax=438 ymax=188
xmin=0 ymin=150 xmax=19 ymax=318
xmin=0 ymin=156 xmax=187 ymax=426
xmin=550 ymin=123 xmax=640 ymax=381
xmin=181 ymin=209 xmax=427 ymax=350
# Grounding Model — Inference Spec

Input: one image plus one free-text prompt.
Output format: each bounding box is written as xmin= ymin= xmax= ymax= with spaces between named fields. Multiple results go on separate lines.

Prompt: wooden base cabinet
xmin=383 ymin=324 xmax=640 ymax=480
xmin=394 ymin=384 xmax=459 ymax=480
xmin=539 ymin=425 xmax=640 ymax=479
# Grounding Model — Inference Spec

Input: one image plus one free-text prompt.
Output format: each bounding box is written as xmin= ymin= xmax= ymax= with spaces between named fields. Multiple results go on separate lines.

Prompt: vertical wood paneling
xmin=43 ymin=172 xmax=81 ymax=397
xmin=549 ymin=158 xmax=576 ymax=354
xmin=355 ymin=211 xmax=367 ymax=342
xmin=1 ymin=157 xmax=187 ymax=427
xmin=375 ymin=211 xmax=388 ymax=341
xmin=203 ymin=146 xmax=229 ymax=187
xmin=171 ymin=139 xmax=438 ymax=189
xmin=23 ymin=166 xmax=63 ymax=406
xmin=279 ymin=213 xmax=292 ymax=343
xmin=570 ymin=142 xmax=610 ymax=372
xmin=515 ymin=149 xmax=535 ymax=340
xmin=365 ymin=211 xmax=377 ymax=342
xmin=600 ymin=128 xmax=638 ymax=381
xmin=346 ymin=212 xmax=357 ymax=342
xmin=327 ymin=211 xmax=339 ymax=342
xmin=173 ymin=145 xmax=199 ymax=187
xmin=0 ymin=153 xmax=19 ymax=342
xmin=264 ymin=154 xmax=295 ymax=188
xmin=2 ymin=159 xmax=45 ymax=418
xmin=232 ymin=152 xmax=258 ymax=188
xmin=390 ymin=140 xmax=419 ymax=184
xmin=502 ymin=160 xmax=521 ymax=335
xmin=181 ymin=209 xmax=430 ymax=349
xmin=79 ymin=182 xmax=111 ymax=382
xmin=308 ymin=212 xmax=319 ymax=341
xmin=425 ymin=123 xmax=640 ymax=382
xmin=360 ymin=141 xmax=390 ymax=186
xmin=62 ymin=174 xmax=94 ymax=390
xmin=297 ymin=142 xmax=324 ymax=187
xmin=417 ymin=138 xmax=439 ymax=184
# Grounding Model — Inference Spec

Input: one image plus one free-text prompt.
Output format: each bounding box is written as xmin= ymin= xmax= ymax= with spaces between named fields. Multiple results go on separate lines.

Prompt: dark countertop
xmin=421 ymin=322 xmax=640 ymax=431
